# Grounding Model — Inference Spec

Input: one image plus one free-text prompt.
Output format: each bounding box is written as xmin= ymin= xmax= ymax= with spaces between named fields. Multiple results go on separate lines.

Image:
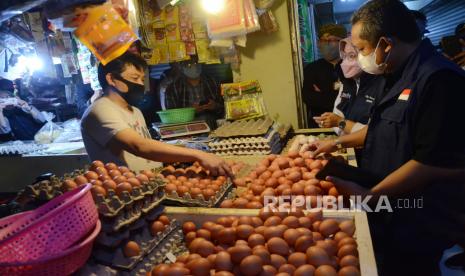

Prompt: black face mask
xmin=112 ymin=76 xmax=145 ymax=106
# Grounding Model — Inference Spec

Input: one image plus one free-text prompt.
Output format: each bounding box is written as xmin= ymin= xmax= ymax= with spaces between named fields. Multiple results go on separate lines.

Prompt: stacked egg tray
xmin=93 ymin=181 xmax=165 ymax=232
xmin=163 ymin=181 xmax=234 ymax=208
xmin=0 ymin=141 xmax=46 ymax=156
xmin=211 ymin=117 xmax=274 ymax=138
xmin=209 ymin=128 xmax=283 ymax=156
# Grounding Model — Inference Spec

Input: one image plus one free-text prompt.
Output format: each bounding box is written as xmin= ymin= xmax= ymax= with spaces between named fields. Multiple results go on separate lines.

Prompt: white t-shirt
xmin=81 ymin=97 xmax=161 ymax=172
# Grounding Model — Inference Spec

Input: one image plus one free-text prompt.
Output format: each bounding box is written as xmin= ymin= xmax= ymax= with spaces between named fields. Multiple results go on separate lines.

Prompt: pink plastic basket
xmin=0 ymin=220 xmax=101 ymax=276
xmin=0 ymin=184 xmax=98 ymax=263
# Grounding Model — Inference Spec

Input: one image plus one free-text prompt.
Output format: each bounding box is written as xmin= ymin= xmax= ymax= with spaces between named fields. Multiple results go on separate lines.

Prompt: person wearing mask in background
xmin=165 ymin=57 xmax=223 ymax=129
xmin=302 ymin=24 xmax=347 ymax=128
xmin=448 ymin=23 xmax=465 ymax=69
xmin=81 ymin=52 xmax=231 ymax=175
xmin=0 ymin=79 xmax=46 ymax=141
xmin=411 ymin=10 xmax=429 ymax=38
xmin=310 ymin=0 xmax=465 ymax=275
xmin=314 ymin=37 xmax=384 ymax=163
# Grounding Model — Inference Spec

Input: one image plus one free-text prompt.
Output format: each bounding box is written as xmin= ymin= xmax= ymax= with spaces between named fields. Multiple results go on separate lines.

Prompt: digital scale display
xmin=155 ymin=121 xmax=211 ymax=139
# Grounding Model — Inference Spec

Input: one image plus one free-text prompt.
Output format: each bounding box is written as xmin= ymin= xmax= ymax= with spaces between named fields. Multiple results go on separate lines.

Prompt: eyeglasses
xmin=319 ymin=39 xmax=340 ymax=44
xmin=340 ymin=52 xmax=358 ymax=61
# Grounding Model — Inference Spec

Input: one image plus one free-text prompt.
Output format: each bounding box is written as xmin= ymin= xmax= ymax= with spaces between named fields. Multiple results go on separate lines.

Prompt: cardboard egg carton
xmin=163 ymin=180 xmax=233 ymax=207
xmin=95 ymin=180 xmax=166 ymax=233
xmin=211 ymin=117 xmax=274 ymax=138
xmin=92 ymin=218 xmax=181 ymax=272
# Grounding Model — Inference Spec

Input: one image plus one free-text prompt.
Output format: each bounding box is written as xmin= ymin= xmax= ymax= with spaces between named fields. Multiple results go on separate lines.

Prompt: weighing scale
xmin=152 ymin=121 xmax=211 ymax=140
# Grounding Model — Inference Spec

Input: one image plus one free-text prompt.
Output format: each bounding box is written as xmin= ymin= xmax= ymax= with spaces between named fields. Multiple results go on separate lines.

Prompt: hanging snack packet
xmin=74 ymin=3 xmax=138 ymax=65
xmin=222 ymin=80 xmax=268 ymax=120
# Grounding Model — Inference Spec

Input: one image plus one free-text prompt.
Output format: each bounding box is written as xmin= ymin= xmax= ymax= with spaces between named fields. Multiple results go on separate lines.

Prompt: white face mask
xmin=357 ymin=39 xmax=391 ymax=75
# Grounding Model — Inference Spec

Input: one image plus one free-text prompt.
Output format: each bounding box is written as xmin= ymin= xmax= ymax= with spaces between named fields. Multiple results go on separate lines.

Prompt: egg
xmin=115 ymin=182 xmax=132 ymax=197
xmin=279 ymin=264 xmax=296 ymax=275
xmin=114 ymin=175 xmax=129 ymax=184
xmin=255 ymin=165 xmax=267 ymax=175
xmin=264 ymin=216 xmax=282 ymax=227
xmin=233 ymin=198 xmax=249 ymax=208
xmin=287 ymin=171 xmax=302 ymax=183
xmin=134 ymin=174 xmax=149 ymax=184
xmin=251 ymin=217 xmax=263 ymax=227
xmin=259 ymin=208 xmax=274 ymax=221
xmin=127 ymin=177 xmax=141 ymax=187
xmin=339 ymin=255 xmax=359 ymax=267
xmin=105 ymin=162 xmax=118 ymax=171
xmin=247 ymin=233 xmax=265 ymax=248
xmin=183 ymin=222 xmax=196 ymax=234
xmin=158 ymin=215 xmax=170 ymax=225
xmin=338 ymin=237 xmax=357 ymax=248
xmin=306 ymin=246 xmax=331 ymax=267
xmin=277 ymin=158 xmax=290 ymax=169
xmin=338 ymin=266 xmax=361 ymax=276
xmin=288 ymin=252 xmax=307 ymax=267
xmin=337 ymin=244 xmax=358 ymax=258
xmin=252 ymin=246 xmax=271 ymax=265
xmin=294 ymin=264 xmax=316 ymax=276
xmin=141 ymin=169 xmax=155 ymax=179
xmin=62 ymin=179 xmax=77 ymax=191
xmin=102 ymin=179 xmax=117 ymax=192
xmin=316 ymin=240 xmax=337 ymax=256
xmin=150 ymin=221 xmax=165 ymax=236
xmin=166 ymin=175 xmax=177 ymax=181
xmin=240 ymin=255 xmax=263 ymax=276
xmin=314 ymin=265 xmax=337 ymax=276
xmin=99 ymin=174 xmax=111 ymax=182
xmin=90 ymin=179 xmax=103 ymax=187
xmin=334 ymin=232 xmax=350 ymax=243
xmin=123 ymin=241 xmax=140 ymax=257
xmin=165 ymin=183 xmax=177 ymax=194
xmin=312 ymin=232 xmax=324 ymax=242
xmin=281 ymin=229 xmax=299 ymax=247
xmin=152 ymin=264 xmax=170 ymax=275
xmin=298 ymin=217 xmax=312 ymax=229
xmin=320 ymin=180 xmax=334 ymax=191
xmin=271 ymin=170 xmax=284 ymax=179
xmin=261 ymin=265 xmax=278 ymax=276
xmin=218 ymin=228 xmax=236 ymax=245
xmin=267 ymin=237 xmax=289 ymax=255
xmin=214 ymin=251 xmax=233 ymax=271
xmin=263 ymin=226 xmax=284 ymax=240
xmin=176 ymin=185 xmax=189 ymax=197
xmin=83 ymin=171 xmax=99 ymax=181
xmin=259 ymin=171 xmax=272 ymax=180
xmin=236 ymin=240 xmax=249 ymax=246
xmin=90 ymin=160 xmax=105 ymax=169
xmin=228 ymin=245 xmax=252 ymax=264
xmin=270 ymin=254 xmax=287 ymax=270
xmin=108 ymin=169 xmax=122 ymax=179
xmin=236 ymin=224 xmax=254 ymax=240
xmin=166 ymin=266 xmax=189 ymax=276
xmin=186 ymin=253 xmax=202 ymax=262
xmin=202 ymin=188 xmax=216 ymax=200
xmin=294 ymin=235 xmax=314 ymax=252
xmin=282 ymin=216 xmax=300 ymax=228
xmin=185 ymin=232 xmax=197 ymax=244
xmin=196 ymin=240 xmax=216 ymax=258
xmin=196 ymin=229 xmax=211 ymax=240
xmin=74 ymin=175 xmax=89 ymax=186
xmin=91 ymin=185 xmax=106 ymax=197
xmin=186 ymin=258 xmax=211 ymax=276
xmin=296 ymin=227 xmax=312 ymax=237
xmin=255 ymin=226 xmax=266 ymax=236
xmin=339 ymin=220 xmax=356 ymax=237
xmin=117 ymin=166 xmax=130 ymax=173
xmin=220 ymin=199 xmax=234 ymax=208
xmin=214 ymin=272 xmax=234 ymax=276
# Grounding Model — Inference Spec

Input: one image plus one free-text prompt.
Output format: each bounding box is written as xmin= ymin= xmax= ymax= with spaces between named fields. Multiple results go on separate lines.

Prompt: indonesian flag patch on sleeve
xmin=398 ymin=89 xmax=411 ymax=101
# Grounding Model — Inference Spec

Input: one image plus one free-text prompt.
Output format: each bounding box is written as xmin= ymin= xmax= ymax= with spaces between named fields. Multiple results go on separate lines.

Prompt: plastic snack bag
xmin=74 ymin=3 xmax=138 ymax=65
xmin=34 ymin=112 xmax=64 ymax=144
xmin=244 ymin=0 xmax=261 ymax=33
xmin=207 ymin=0 xmax=247 ymax=39
xmin=222 ymin=80 xmax=268 ymax=120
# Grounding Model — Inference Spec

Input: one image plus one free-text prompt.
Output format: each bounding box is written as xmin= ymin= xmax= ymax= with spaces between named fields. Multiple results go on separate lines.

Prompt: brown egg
xmin=282 ymin=216 xmax=300 ymax=228
xmin=334 ymin=232 xmax=350 ymax=243
xmin=214 ymin=251 xmax=233 ymax=271
xmin=127 ymin=177 xmax=141 ymax=187
xmin=307 ymin=209 xmax=323 ymax=222
xmin=240 ymin=255 xmax=263 ymax=276
xmin=214 ymin=272 xmax=234 ymax=276
xmin=116 ymin=182 xmax=132 ymax=197
xmin=108 ymin=169 xmax=122 ymax=179
xmin=339 ymin=255 xmax=359 ymax=267
xmin=296 ymin=227 xmax=313 ymax=237
xmin=105 ymin=162 xmax=118 ymax=171
xmin=297 ymin=217 xmax=312 ymax=229
xmin=233 ymin=198 xmax=249 ymax=208
xmin=220 ymin=199 xmax=234 ymax=208
xmin=123 ymin=241 xmax=140 ymax=257
xmin=152 ymin=264 xmax=170 ymax=275
xmin=306 ymin=246 xmax=331 ymax=267
xmin=150 ymin=220 xmax=166 ymax=236
xmin=90 ymin=179 xmax=103 ymax=186
xmin=74 ymin=175 xmax=89 ymax=186
xmin=91 ymin=185 xmax=106 ymax=198
xmin=196 ymin=229 xmax=211 ymax=240
xmin=270 ymin=254 xmax=287 ymax=270
xmin=182 ymin=221 xmax=196 ymax=234
xmin=264 ymin=216 xmax=282 ymax=227
xmin=90 ymin=160 xmax=105 ymax=169
xmin=261 ymin=265 xmax=278 ymax=276
xmin=338 ymin=266 xmax=361 ymax=276
xmin=62 ymin=179 xmax=78 ymax=191
xmin=186 ymin=258 xmax=211 ymax=276
xmin=288 ymin=252 xmax=307 ymax=267
xmin=121 ymin=171 xmax=135 ymax=179
xmin=246 ymin=233 xmax=265 ymax=248
xmin=102 ymin=179 xmax=117 ymax=192
xmin=337 ymin=244 xmax=358 ymax=259
xmin=236 ymin=224 xmax=254 ymax=240
xmin=253 ymin=226 xmax=265 ymax=236
xmin=83 ymin=171 xmax=99 ymax=181
xmin=189 ymin=238 xmax=206 ymax=253
xmin=166 ymin=266 xmax=189 ymax=276
xmin=314 ymin=265 xmax=337 ymax=276
xmin=312 ymin=221 xmax=321 ymax=232
xmin=250 ymin=217 xmax=263 ymax=227
xmin=338 ymin=237 xmax=357 ymax=248
xmin=281 ymin=229 xmax=298 ymax=247
xmin=312 ymin=232 xmax=324 ymax=242
xmin=295 ymin=235 xmax=314 ymax=252
xmin=252 ymin=246 xmax=271 ymax=265
xmin=228 ymin=245 xmax=252 ymax=264
xmin=99 ymin=174 xmax=111 ymax=182
xmin=279 ymin=264 xmax=296 ymax=275
xmin=339 ymin=220 xmax=356 ymax=237
xmin=287 ymin=171 xmax=302 ymax=183
xmin=196 ymin=240 xmax=216 ymax=258
xmin=118 ymin=166 xmax=130 ymax=173
xmin=316 ymin=240 xmax=337 ymax=256
xmin=267 ymin=237 xmax=289 ymax=255
xmin=186 ymin=253 xmax=202 ymax=262
xmin=218 ymin=228 xmax=236 ymax=245
xmin=166 ymin=175 xmax=177 ymax=181
xmin=263 ymin=226 xmax=284 ymax=240
xmin=113 ymin=175 xmax=128 ymax=184
xmin=277 ymin=158 xmax=290 ymax=169
xmin=259 ymin=208 xmax=274 ymax=222
xmin=294 ymin=265 xmax=316 ymax=276
xmin=236 ymin=240 xmax=249 ymax=246
xmin=210 ymin=224 xmax=225 ymax=241
xmin=271 ymin=169 xmax=284 ymax=179
xmin=202 ymin=188 xmax=216 ymax=200
xmin=177 ymin=185 xmax=189 ymax=197
xmin=185 ymin=232 xmax=197 ymax=244
xmin=135 ymin=174 xmax=149 ymax=184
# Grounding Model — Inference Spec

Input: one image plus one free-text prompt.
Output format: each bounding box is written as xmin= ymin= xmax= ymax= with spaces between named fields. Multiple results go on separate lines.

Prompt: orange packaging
xmin=74 ymin=4 xmax=138 ymax=65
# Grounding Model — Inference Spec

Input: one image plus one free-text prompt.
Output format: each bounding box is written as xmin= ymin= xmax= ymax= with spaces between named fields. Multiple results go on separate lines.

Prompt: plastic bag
xmin=34 ymin=112 xmax=64 ymax=144
xmin=244 ymin=0 xmax=261 ymax=33
xmin=74 ymin=3 xmax=138 ymax=65
xmin=207 ymin=0 xmax=248 ymax=39
xmin=54 ymin=119 xmax=83 ymax=143
xmin=222 ymin=80 xmax=268 ymax=120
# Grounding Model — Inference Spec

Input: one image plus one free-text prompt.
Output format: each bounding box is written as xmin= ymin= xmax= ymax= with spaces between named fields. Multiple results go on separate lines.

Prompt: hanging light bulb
xmin=201 ymin=0 xmax=226 ymax=14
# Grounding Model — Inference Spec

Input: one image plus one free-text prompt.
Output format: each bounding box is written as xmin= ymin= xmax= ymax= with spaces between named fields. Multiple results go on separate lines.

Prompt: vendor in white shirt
xmin=313 ymin=37 xmax=384 ymax=135
xmin=0 ymin=79 xmax=46 ymax=141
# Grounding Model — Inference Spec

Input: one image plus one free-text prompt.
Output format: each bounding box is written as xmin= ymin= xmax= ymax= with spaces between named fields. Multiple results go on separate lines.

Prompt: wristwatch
xmin=338 ymin=119 xmax=347 ymax=131
xmin=334 ymin=138 xmax=343 ymax=150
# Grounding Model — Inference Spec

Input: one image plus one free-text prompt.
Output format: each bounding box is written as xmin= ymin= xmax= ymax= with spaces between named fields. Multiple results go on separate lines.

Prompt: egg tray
xmin=92 ymin=219 xmax=181 ymax=271
xmin=78 ymin=229 xmax=185 ymax=276
xmin=97 ymin=186 xmax=166 ymax=233
xmin=97 ymin=205 xmax=165 ymax=247
xmin=163 ymin=180 xmax=234 ymax=208
xmin=209 ymin=127 xmax=280 ymax=148
xmin=213 ymin=141 xmax=283 ymax=156
xmin=211 ymin=117 xmax=274 ymax=138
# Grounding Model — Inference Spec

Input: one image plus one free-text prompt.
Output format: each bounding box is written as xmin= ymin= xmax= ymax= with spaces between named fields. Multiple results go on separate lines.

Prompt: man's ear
xmin=106 ymin=73 xmax=116 ymax=87
xmin=380 ymin=37 xmax=393 ymax=53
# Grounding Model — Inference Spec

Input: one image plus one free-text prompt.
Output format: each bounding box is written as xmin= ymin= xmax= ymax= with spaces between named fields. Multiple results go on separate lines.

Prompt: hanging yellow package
xmin=74 ymin=4 xmax=138 ymax=65
xmin=222 ymin=80 xmax=268 ymax=120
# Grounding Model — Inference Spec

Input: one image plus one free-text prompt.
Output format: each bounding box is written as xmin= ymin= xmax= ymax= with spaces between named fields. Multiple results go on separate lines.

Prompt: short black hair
xmin=455 ymin=23 xmax=465 ymax=36
xmin=0 ymin=78 xmax=14 ymax=93
xmin=351 ymin=0 xmax=421 ymax=46
xmin=410 ymin=10 xmax=426 ymax=22
xmin=97 ymin=51 xmax=147 ymax=90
